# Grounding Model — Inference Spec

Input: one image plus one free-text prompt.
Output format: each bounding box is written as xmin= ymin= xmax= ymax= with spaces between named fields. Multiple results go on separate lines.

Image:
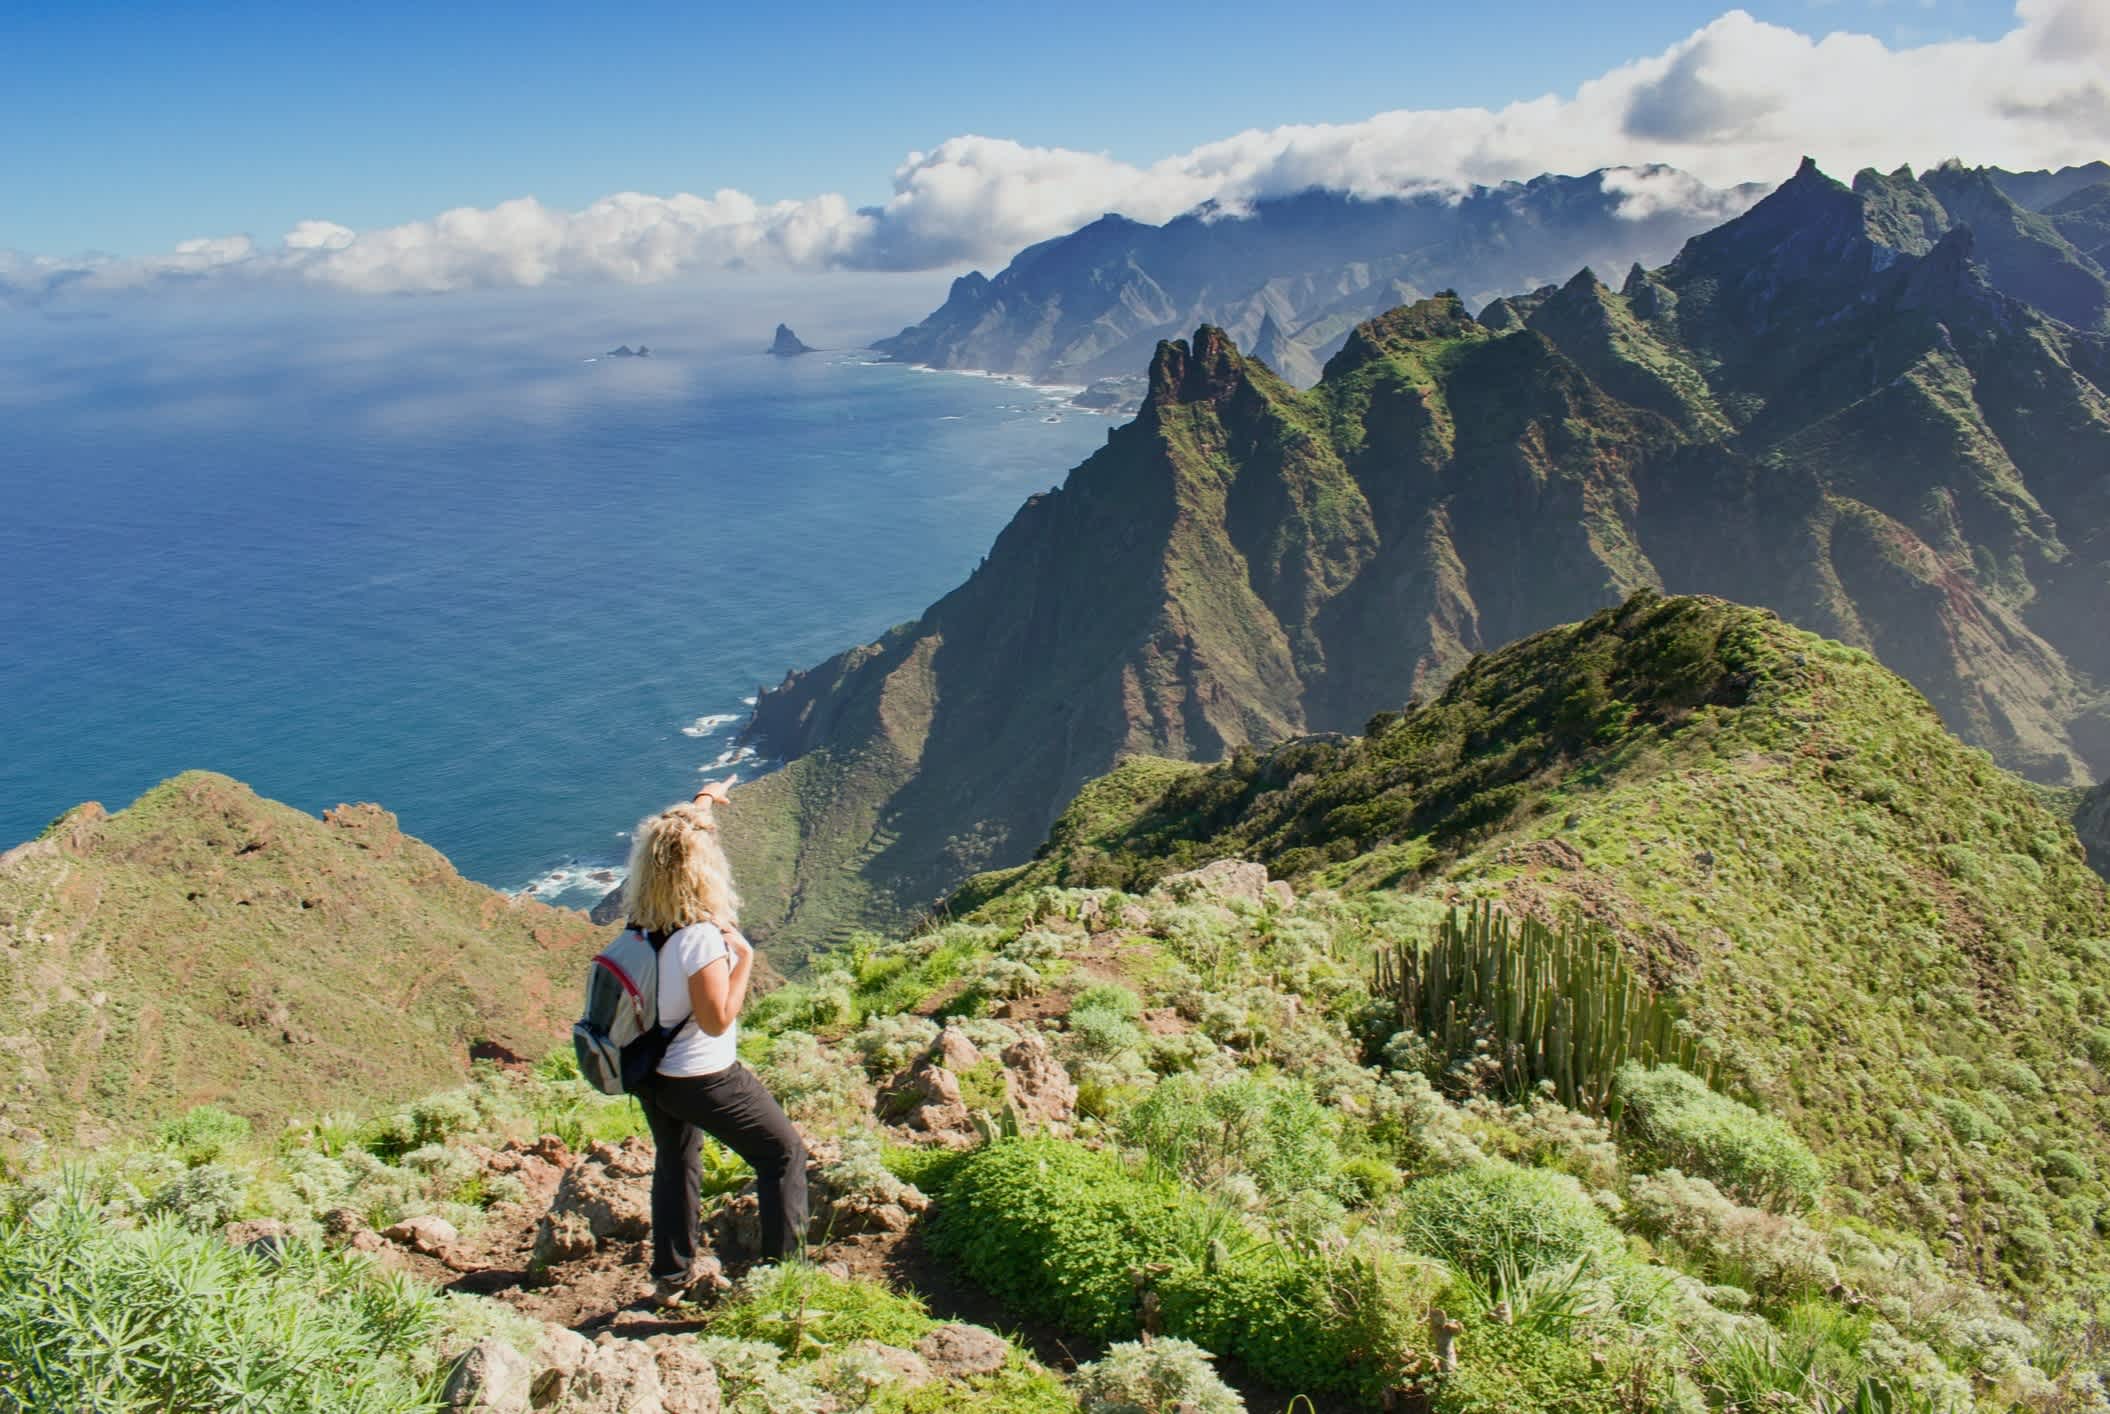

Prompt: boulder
xmin=916 ymin=1322 xmax=1009 ymax=1379
xmin=1000 ymin=1031 xmax=1076 ymax=1130
xmin=530 ymin=1210 xmax=597 ymax=1269
xmin=383 ymin=1215 xmax=459 ymax=1255
xmin=560 ymin=1334 xmax=667 ymax=1413
xmin=320 ymin=1206 xmax=367 ymax=1240
xmin=843 ymin=1339 xmax=933 ymax=1390
xmin=542 ymin=1139 xmax=653 ymax=1245
xmin=221 ymin=1218 xmax=289 ymax=1259
xmin=1156 ymin=858 xmax=1271 ymax=906
xmin=443 ymin=1337 xmax=532 ymax=1413
xmin=647 ymin=1335 xmax=723 ymax=1414
xmin=530 ymin=1324 xmax=594 ymax=1408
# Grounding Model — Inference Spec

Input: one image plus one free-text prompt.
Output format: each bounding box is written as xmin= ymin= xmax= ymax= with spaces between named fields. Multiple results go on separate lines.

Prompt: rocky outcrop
xmin=915 ymin=1323 xmax=1010 ymax=1379
xmin=532 ymin=1139 xmax=652 ymax=1266
xmin=527 ymin=1327 xmax=720 ymax=1414
xmin=383 ymin=1214 xmax=460 ymax=1256
xmin=769 ymin=324 xmax=814 ymax=357
xmin=873 ymin=1023 xmax=1075 ymax=1146
xmin=444 ymin=1338 xmax=533 ymax=1412
xmin=1154 ymin=859 xmax=1293 ymax=910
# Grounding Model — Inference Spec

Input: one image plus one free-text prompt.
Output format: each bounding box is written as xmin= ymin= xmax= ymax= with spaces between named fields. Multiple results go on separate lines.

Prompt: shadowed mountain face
xmin=2081 ymin=782 xmax=2110 ymax=882
xmin=872 ymin=169 xmax=1765 ymax=387
xmin=726 ymin=159 xmax=2110 ymax=953
xmin=0 ymin=772 xmax=607 ymax=1144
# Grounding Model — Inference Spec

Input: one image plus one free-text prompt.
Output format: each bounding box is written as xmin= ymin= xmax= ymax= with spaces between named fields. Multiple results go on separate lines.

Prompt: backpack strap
xmin=631 ymin=923 xmax=695 ymax=1040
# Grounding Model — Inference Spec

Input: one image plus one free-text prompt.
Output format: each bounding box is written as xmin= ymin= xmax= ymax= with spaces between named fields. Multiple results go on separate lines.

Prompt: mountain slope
xmin=1987 ymin=159 xmax=2110 ymax=212
xmin=0 ymin=771 xmax=607 ymax=1145
xmin=964 ymin=593 xmax=2110 ymax=1278
xmin=727 ymin=159 xmax=2110 ymax=953
xmin=873 ymin=170 xmax=1762 ymax=387
xmin=2080 ymin=780 xmax=2110 ymax=882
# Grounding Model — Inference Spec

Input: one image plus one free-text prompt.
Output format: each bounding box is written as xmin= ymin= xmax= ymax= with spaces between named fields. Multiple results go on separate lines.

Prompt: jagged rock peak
xmin=1146 ymin=325 xmax=1248 ymax=407
xmin=770 ymin=324 xmax=815 ymax=357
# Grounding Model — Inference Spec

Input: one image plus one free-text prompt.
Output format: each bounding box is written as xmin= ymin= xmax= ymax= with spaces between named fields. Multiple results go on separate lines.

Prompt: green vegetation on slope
xmin=9 ymin=803 xmax=2110 ymax=1409
xmin=0 ymin=771 xmax=607 ymax=1146
xmin=969 ymin=593 xmax=2110 ymax=1284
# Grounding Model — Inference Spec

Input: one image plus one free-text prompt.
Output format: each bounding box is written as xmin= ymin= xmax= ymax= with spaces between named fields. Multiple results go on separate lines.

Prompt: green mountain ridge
xmin=726 ymin=158 xmax=2110 ymax=954
xmin=0 ymin=770 xmax=608 ymax=1147
xmin=964 ymin=592 xmax=2110 ymax=1279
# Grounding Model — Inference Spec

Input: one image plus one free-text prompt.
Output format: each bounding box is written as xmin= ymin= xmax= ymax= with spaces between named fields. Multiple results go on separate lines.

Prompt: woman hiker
xmin=621 ymin=777 xmax=808 ymax=1307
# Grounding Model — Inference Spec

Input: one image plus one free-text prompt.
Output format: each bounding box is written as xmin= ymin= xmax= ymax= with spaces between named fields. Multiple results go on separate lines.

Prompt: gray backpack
xmin=571 ymin=926 xmax=688 ymax=1095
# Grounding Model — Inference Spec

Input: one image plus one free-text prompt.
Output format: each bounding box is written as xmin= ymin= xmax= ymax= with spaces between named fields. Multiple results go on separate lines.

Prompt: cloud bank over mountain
xmin=8 ymin=0 xmax=2106 ymax=299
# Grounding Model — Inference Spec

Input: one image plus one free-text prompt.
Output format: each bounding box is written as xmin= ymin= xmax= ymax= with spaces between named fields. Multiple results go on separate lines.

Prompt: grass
xmin=0 ymin=771 xmax=605 ymax=1147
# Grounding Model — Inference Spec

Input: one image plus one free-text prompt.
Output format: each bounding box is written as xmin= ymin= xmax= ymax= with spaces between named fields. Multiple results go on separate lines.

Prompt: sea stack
xmin=770 ymin=324 xmax=816 ymax=357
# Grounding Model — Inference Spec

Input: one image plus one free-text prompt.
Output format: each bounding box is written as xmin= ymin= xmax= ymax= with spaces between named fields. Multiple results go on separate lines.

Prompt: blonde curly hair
xmin=621 ymin=799 xmax=741 ymax=932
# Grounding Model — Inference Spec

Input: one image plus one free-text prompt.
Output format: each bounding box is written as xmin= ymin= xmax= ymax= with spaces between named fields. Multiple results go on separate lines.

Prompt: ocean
xmin=0 ymin=287 xmax=1111 ymax=906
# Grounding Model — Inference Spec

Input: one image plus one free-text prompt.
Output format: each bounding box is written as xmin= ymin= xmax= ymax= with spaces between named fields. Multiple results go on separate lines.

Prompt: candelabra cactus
xmin=1373 ymin=900 xmax=1713 ymax=1115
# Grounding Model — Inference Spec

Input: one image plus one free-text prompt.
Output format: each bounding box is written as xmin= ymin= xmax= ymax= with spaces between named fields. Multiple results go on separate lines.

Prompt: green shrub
xmin=1158 ymin=1242 xmax=1433 ymax=1399
xmin=707 ymin=1262 xmax=934 ymax=1357
xmin=156 ymin=1104 xmax=252 ymax=1166
xmin=0 ymin=1185 xmax=440 ymax=1411
xmin=1069 ymin=984 xmax=1149 ymax=1062
xmin=1624 ymin=1169 xmax=1837 ymax=1301
xmin=926 ymin=1139 xmax=1197 ymax=1341
xmin=146 ymin=1161 xmax=250 ymax=1230
xmin=1121 ymin=1072 xmax=1342 ymax=1200
xmin=1615 ymin=1065 xmax=1822 ymax=1212
xmin=1396 ymin=1161 xmax=1621 ymax=1286
xmin=1072 ymin=1337 xmax=1245 ymax=1413
xmin=1432 ymin=1318 xmax=1657 ymax=1414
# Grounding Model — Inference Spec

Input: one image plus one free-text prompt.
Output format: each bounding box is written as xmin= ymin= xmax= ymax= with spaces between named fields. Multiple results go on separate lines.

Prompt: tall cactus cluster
xmin=1374 ymin=901 xmax=1713 ymax=1115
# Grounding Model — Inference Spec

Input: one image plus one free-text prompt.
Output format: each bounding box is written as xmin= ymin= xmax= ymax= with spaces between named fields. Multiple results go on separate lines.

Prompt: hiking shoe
xmin=649 ymin=1275 xmax=699 ymax=1309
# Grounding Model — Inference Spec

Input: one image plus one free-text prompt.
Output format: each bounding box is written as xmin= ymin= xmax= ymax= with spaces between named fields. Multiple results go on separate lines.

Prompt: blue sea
xmin=0 ymin=284 xmax=1111 ymax=905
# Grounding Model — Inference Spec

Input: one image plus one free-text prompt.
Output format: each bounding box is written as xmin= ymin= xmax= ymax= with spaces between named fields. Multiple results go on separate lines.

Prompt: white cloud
xmin=8 ymin=0 xmax=2106 ymax=299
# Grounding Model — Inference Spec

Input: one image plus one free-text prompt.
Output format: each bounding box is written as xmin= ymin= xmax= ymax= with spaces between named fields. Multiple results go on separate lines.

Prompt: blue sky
xmin=5 ymin=0 xmax=2025 ymax=259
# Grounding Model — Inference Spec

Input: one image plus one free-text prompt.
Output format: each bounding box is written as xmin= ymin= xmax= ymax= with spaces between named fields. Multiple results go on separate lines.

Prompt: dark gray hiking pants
xmin=638 ymin=1062 xmax=808 ymax=1278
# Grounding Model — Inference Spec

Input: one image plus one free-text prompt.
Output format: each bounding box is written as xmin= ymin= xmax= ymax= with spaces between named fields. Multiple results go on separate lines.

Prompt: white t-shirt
xmin=655 ymin=922 xmax=739 ymax=1077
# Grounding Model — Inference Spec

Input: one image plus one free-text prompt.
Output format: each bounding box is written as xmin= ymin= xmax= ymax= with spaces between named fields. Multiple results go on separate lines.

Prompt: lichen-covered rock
xmin=443 ymin=1337 xmax=532 ymax=1413
xmin=383 ymin=1214 xmax=459 ymax=1254
xmin=558 ymin=1335 xmax=666 ymax=1413
xmin=916 ymin=1322 xmax=1009 ymax=1379
xmin=647 ymin=1335 xmax=722 ymax=1414
xmin=831 ymin=1339 xmax=932 ymax=1391
xmin=530 ymin=1324 xmax=594 ymax=1408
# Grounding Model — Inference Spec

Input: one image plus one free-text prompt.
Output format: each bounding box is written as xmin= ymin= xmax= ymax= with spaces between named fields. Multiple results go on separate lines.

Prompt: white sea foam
xmin=679 ymin=711 xmax=741 ymax=738
xmin=512 ymin=860 xmax=626 ymax=903
xmin=741 ymin=695 xmax=757 ymax=706
xmin=702 ymin=744 xmax=758 ymax=770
